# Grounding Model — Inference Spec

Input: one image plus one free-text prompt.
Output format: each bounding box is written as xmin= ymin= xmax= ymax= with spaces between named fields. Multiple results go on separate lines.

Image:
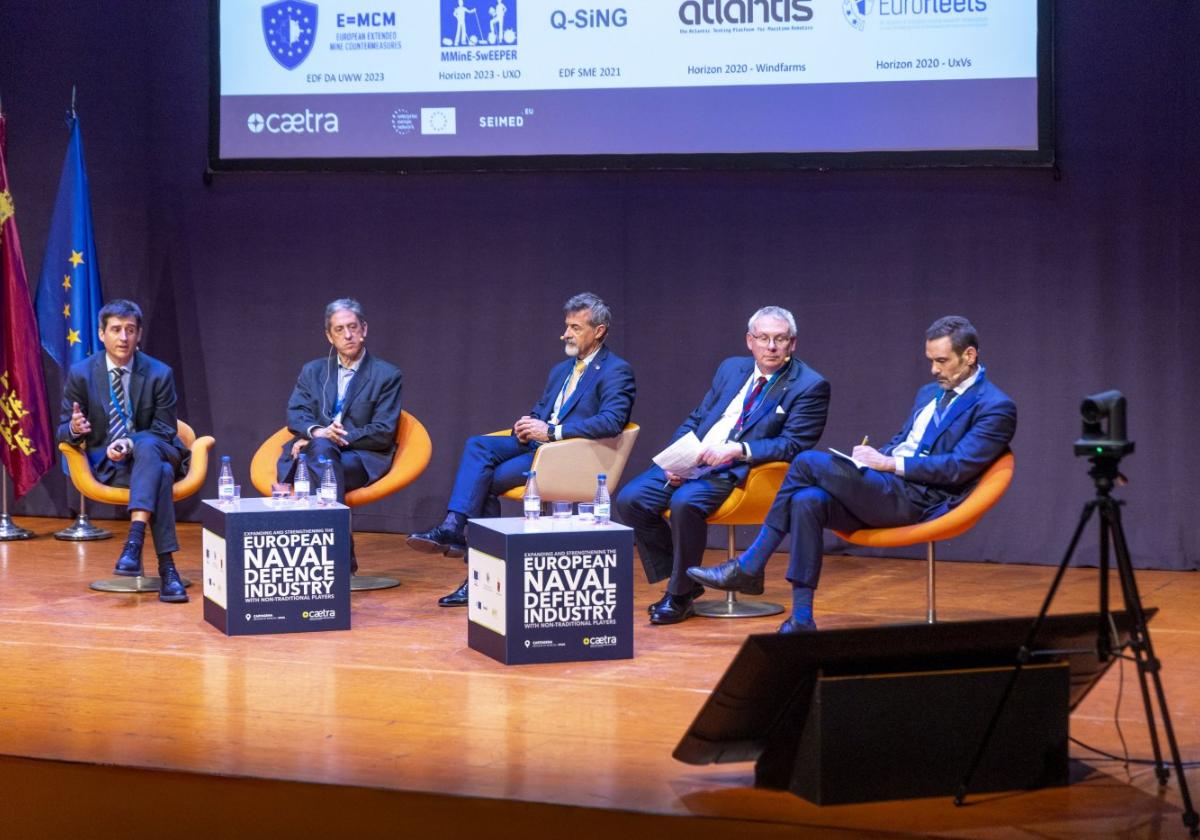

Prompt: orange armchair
xmin=249 ymin=412 xmax=433 ymax=591
xmin=59 ymin=420 xmax=214 ymax=593
xmin=833 ymin=451 xmax=1015 ymax=623
xmin=250 ymin=411 xmax=433 ymax=506
xmin=59 ymin=420 xmax=215 ymax=506
xmin=670 ymin=461 xmax=790 ymax=619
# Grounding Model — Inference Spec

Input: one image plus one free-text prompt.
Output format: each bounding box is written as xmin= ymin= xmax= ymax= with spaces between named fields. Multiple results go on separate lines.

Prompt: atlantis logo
xmin=679 ymin=0 xmax=813 ymax=25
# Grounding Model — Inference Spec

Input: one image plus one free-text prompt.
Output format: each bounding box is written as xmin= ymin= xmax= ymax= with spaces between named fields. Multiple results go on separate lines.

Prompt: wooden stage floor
xmin=1 ymin=516 xmax=1197 ymax=838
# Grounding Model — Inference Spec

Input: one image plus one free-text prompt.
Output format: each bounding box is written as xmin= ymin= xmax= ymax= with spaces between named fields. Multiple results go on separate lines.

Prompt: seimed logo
xmin=582 ymin=635 xmax=617 ymax=648
xmin=303 ymin=609 xmax=337 ymax=620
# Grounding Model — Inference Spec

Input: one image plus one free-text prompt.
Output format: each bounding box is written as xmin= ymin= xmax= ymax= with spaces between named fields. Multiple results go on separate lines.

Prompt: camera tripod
xmin=954 ymin=455 xmax=1197 ymax=836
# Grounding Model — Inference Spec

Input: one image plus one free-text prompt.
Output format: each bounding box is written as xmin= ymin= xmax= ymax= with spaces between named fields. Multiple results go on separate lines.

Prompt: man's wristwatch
xmin=546 ymin=423 xmax=557 ymax=440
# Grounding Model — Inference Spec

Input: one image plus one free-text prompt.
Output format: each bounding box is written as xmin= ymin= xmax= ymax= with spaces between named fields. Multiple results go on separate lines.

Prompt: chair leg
xmin=694 ymin=525 xmax=784 ymax=620
xmin=926 ymin=540 xmax=937 ymax=624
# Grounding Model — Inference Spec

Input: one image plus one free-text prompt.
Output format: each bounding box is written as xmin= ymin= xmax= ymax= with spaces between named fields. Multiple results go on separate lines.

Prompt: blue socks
xmin=791 ymin=585 xmax=814 ymax=624
xmin=737 ymin=526 xmax=785 ymax=576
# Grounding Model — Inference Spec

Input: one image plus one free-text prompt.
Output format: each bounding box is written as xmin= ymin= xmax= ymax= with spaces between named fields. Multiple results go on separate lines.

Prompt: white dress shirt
xmin=893 ymin=366 xmax=981 ymax=476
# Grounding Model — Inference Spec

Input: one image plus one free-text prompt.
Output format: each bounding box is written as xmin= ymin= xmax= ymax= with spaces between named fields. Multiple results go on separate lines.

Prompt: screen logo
xmin=842 ymin=0 xmax=872 ymax=31
xmin=441 ymin=0 xmax=517 ymax=47
xmin=262 ymin=0 xmax=319 ymax=70
xmin=421 ymin=107 xmax=457 ymax=134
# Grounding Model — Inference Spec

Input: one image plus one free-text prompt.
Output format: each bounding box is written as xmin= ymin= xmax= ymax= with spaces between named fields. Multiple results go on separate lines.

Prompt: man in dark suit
xmin=57 ymin=299 xmax=190 ymax=602
xmin=615 ymin=306 xmax=830 ymax=625
xmin=278 ymin=299 xmax=403 ymax=569
xmin=408 ymin=292 xmax=636 ymax=607
xmin=690 ymin=315 xmax=1016 ymax=633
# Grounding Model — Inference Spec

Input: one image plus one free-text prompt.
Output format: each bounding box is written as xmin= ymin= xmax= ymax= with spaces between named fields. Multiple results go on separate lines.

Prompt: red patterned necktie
xmin=735 ymin=376 xmax=768 ymax=433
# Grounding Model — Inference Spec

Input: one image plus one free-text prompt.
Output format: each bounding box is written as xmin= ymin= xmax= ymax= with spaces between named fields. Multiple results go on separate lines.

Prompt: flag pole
xmin=0 ymin=465 xmax=35 ymax=540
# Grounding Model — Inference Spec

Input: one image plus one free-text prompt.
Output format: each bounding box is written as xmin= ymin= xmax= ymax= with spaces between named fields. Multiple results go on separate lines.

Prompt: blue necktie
xmin=108 ymin=368 xmax=130 ymax=443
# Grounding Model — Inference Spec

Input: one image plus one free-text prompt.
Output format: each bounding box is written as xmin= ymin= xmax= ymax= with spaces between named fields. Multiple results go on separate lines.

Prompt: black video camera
xmin=1074 ymin=390 xmax=1135 ymax=458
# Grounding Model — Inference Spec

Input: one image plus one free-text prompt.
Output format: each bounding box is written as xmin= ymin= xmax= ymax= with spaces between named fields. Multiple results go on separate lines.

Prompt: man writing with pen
xmin=615 ymin=306 xmax=830 ymax=625
xmin=688 ymin=315 xmax=1017 ymax=633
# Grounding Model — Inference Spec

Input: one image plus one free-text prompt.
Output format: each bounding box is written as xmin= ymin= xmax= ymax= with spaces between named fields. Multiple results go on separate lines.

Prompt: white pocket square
xmin=775 ymin=405 xmax=786 ymax=414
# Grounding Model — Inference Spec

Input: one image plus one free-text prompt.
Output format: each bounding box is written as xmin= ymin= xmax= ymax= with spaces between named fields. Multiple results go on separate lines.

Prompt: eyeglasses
xmin=751 ymin=333 xmax=792 ymax=348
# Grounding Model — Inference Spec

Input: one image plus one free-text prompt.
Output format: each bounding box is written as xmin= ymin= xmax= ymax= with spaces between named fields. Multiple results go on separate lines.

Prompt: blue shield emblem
xmin=262 ymin=1 xmax=319 ymax=70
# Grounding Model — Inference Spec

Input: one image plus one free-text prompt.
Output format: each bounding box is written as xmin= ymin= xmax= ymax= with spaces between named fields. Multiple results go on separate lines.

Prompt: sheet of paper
xmin=653 ymin=432 xmax=709 ymax=479
xmin=828 ymin=447 xmax=869 ymax=471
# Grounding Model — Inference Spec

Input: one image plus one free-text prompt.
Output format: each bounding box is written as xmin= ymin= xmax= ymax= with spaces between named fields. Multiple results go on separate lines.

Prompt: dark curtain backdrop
xmin=3 ymin=3 xmax=1197 ymax=570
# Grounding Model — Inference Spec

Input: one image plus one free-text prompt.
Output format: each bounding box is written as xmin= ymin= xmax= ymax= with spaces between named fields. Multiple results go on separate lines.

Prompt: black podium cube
xmin=467 ymin=516 xmax=634 ymax=665
xmin=201 ymin=498 xmax=352 ymax=635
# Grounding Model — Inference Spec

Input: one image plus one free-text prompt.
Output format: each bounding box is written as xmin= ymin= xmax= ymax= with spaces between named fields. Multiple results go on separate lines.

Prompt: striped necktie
xmin=108 ymin=367 xmax=130 ymax=443
xmin=734 ymin=376 xmax=768 ymax=434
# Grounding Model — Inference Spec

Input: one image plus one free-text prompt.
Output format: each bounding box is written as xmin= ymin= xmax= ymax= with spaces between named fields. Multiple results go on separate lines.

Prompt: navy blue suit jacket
xmin=528 ymin=345 xmax=635 ymax=440
xmin=280 ymin=350 xmax=403 ymax=484
xmin=881 ymin=368 xmax=1016 ymax=518
xmin=56 ymin=350 xmax=188 ymax=475
xmin=670 ymin=356 xmax=830 ymax=486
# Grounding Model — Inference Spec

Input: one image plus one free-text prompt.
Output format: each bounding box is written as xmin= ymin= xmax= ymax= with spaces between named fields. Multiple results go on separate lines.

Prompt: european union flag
xmin=35 ymin=115 xmax=103 ymax=372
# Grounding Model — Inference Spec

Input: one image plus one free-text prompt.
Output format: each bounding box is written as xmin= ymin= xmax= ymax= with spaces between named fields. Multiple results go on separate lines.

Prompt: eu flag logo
xmin=262 ymin=1 xmax=318 ymax=70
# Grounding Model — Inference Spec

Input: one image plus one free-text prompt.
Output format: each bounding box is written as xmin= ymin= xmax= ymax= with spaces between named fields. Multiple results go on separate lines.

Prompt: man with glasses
xmin=688 ymin=315 xmax=1015 ymax=633
xmin=408 ymin=292 xmax=636 ymax=607
xmin=614 ymin=306 xmax=830 ymax=625
xmin=277 ymin=299 xmax=403 ymax=570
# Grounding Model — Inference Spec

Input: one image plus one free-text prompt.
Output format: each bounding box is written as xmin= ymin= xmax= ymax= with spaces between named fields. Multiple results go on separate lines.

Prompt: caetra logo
xmin=842 ymin=0 xmax=872 ymax=31
xmin=263 ymin=0 xmax=319 ymax=70
xmin=247 ymin=113 xmax=266 ymax=133
xmin=441 ymin=0 xmax=518 ymax=47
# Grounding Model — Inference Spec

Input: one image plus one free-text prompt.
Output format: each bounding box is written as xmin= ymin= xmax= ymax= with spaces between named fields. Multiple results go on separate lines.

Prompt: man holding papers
xmin=688 ymin=316 xmax=1016 ymax=633
xmin=615 ymin=306 xmax=829 ymax=624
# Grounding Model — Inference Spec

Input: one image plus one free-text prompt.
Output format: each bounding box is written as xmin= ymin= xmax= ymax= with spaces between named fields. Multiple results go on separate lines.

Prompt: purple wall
xmin=3 ymin=4 xmax=1197 ymax=570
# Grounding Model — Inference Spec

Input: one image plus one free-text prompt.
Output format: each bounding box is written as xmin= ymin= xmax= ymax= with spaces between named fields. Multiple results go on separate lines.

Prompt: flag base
xmin=54 ymin=512 xmax=112 ymax=541
xmin=0 ymin=513 xmax=35 ymax=541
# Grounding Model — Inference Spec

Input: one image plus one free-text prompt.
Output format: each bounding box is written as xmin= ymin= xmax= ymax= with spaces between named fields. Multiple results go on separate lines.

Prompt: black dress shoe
xmin=649 ymin=592 xmax=696 ymax=625
xmin=157 ymin=561 xmax=189 ymax=604
xmin=407 ymin=525 xmax=467 ymax=557
xmin=647 ymin=583 xmax=704 ymax=615
xmin=686 ymin=559 xmax=765 ymax=595
xmin=113 ymin=544 xmax=144 ymax=577
xmin=778 ymin=615 xmax=817 ymax=634
xmin=438 ymin=577 xmax=469 ymax=607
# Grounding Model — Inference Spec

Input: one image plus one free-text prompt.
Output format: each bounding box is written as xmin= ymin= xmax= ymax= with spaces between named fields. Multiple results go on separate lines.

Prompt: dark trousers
xmin=765 ymin=451 xmax=929 ymax=589
xmin=298 ymin=438 xmax=369 ymax=504
xmin=90 ymin=431 xmax=184 ymax=555
xmin=615 ymin=465 xmax=738 ymax=594
xmin=446 ymin=435 xmax=534 ymax=519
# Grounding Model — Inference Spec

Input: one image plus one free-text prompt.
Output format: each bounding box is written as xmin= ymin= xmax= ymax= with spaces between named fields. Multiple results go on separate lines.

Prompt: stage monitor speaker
xmin=674 ymin=611 xmax=1152 ymax=805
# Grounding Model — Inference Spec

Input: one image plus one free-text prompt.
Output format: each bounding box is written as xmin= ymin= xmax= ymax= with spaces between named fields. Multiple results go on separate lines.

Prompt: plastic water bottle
xmin=217 ymin=455 xmax=234 ymax=502
xmin=523 ymin=470 xmax=541 ymax=520
xmin=319 ymin=457 xmax=338 ymax=506
xmin=293 ymin=453 xmax=311 ymax=499
xmin=594 ymin=473 xmax=611 ymax=524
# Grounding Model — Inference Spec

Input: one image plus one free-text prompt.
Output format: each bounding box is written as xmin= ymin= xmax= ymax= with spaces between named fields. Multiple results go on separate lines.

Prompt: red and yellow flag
xmin=0 ymin=111 xmax=54 ymax=498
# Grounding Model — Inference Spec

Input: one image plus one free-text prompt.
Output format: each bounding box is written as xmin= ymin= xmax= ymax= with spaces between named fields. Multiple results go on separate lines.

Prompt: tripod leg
xmin=955 ymin=499 xmax=1098 ymax=806
xmin=1105 ymin=501 xmax=1199 ymax=834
